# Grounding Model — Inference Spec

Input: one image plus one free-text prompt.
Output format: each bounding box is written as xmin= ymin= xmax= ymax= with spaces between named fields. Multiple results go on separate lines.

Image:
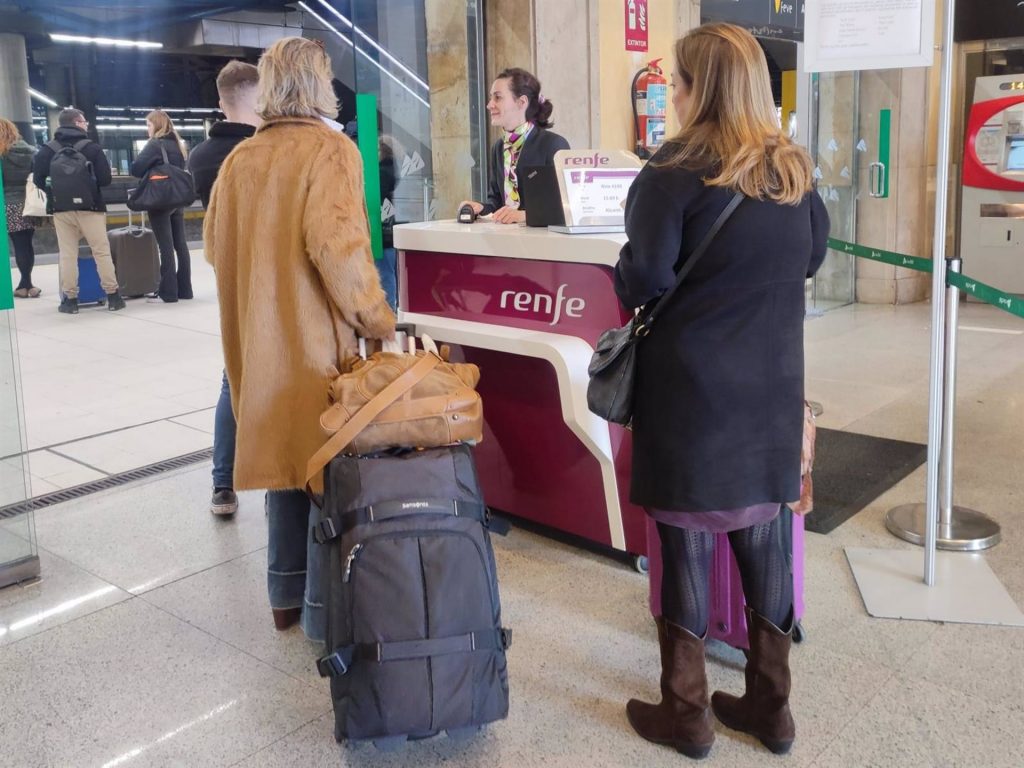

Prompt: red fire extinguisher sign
xmin=625 ymin=0 xmax=648 ymax=52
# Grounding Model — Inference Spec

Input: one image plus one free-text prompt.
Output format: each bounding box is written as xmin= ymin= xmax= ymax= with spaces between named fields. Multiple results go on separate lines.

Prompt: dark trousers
xmin=149 ymin=208 xmax=192 ymax=301
xmin=10 ymin=229 xmax=35 ymax=290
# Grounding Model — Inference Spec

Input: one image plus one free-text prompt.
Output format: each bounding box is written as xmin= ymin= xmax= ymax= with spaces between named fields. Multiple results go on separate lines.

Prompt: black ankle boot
xmin=107 ymin=292 xmax=126 ymax=311
xmin=58 ymin=297 xmax=79 ymax=315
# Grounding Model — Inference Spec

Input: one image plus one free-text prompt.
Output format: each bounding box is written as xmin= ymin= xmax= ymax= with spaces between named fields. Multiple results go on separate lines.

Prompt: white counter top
xmin=394 ymin=220 xmax=627 ymax=267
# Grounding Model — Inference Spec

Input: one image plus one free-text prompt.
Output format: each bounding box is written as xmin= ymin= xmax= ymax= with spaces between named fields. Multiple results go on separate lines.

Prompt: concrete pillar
xmin=0 ymin=33 xmax=34 ymax=143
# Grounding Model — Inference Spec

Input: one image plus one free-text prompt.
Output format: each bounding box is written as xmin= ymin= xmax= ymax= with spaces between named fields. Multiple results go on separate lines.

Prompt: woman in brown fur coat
xmin=205 ymin=37 xmax=395 ymax=640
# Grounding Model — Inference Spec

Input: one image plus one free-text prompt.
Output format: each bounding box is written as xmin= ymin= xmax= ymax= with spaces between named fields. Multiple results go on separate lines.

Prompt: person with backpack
xmin=132 ymin=110 xmax=193 ymax=303
xmin=187 ymin=60 xmax=261 ymax=518
xmin=32 ymin=108 xmax=125 ymax=314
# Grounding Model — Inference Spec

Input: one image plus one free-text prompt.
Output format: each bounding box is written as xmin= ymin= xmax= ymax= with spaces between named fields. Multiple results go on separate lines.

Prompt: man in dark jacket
xmin=187 ymin=60 xmax=260 ymax=517
xmin=33 ymin=108 xmax=124 ymax=314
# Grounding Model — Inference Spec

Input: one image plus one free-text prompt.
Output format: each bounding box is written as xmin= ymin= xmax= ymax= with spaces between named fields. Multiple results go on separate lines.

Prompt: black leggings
xmin=149 ymin=208 xmax=192 ymax=300
xmin=657 ymin=515 xmax=793 ymax=636
xmin=10 ymin=229 xmax=35 ymax=290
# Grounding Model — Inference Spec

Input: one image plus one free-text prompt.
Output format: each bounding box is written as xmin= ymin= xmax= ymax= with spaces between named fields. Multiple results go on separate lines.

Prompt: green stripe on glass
xmin=356 ymin=93 xmax=383 ymax=262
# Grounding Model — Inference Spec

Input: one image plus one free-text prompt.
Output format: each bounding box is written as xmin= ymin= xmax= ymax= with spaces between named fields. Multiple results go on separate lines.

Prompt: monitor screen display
xmin=1006 ymin=138 xmax=1024 ymax=172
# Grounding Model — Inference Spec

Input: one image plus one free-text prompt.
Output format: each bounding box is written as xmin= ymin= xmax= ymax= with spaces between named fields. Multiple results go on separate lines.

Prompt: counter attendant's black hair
xmin=495 ymin=68 xmax=554 ymax=129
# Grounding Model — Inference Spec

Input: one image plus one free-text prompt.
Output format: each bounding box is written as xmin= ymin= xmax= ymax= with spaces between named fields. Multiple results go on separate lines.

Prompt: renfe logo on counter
xmin=500 ymin=284 xmax=586 ymax=326
xmin=565 ymin=153 xmax=610 ymax=167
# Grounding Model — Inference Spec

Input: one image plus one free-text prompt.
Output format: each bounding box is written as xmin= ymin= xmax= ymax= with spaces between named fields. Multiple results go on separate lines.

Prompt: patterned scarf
xmin=502 ymin=122 xmax=534 ymax=209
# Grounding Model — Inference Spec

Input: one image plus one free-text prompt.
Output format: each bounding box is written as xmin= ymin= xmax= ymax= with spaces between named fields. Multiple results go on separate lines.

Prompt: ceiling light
xmin=51 ymin=33 xmax=162 ymax=50
xmin=27 ymin=88 xmax=58 ymax=107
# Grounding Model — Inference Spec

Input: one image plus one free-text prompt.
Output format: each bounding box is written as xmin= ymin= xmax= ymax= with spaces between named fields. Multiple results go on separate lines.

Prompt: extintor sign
xmin=625 ymin=0 xmax=648 ymax=52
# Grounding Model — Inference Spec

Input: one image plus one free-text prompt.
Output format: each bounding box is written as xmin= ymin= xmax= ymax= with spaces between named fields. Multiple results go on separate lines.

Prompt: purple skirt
xmin=647 ymin=502 xmax=781 ymax=533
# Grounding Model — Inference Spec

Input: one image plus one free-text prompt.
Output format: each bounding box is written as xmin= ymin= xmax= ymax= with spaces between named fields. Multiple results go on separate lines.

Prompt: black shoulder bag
xmin=587 ymin=191 xmax=745 ymax=426
xmin=127 ymin=143 xmax=197 ymax=212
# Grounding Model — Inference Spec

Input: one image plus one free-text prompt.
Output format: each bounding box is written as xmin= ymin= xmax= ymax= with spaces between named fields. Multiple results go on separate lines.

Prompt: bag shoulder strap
xmin=158 ymin=142 xmax=170 ymax=166
xmin=644 ymin=190 xmax=744 ymax=329
xmin=304 ymin=352 xmax=441 ymax=491
xmin=72 ymin=139 xmax=92 ymax=154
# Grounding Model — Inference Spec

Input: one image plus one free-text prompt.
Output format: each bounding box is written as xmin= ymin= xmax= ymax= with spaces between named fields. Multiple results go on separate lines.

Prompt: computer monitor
xmin=518 ymin=166 xmax=565 ymax=228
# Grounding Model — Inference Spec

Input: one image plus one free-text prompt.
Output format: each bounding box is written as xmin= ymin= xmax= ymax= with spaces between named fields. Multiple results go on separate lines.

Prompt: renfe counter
xmin=395 ymin=220 xmax=648 ymax=566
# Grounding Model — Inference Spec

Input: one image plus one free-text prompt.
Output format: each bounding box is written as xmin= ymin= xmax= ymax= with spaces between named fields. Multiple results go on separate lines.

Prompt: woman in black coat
xmin=132 ymin=109 xmax=193 ymax=302
xmin=614 ymin=24 xmax=828 ymax=760
xmin=460 ymin=68 xmax=569 ymax=224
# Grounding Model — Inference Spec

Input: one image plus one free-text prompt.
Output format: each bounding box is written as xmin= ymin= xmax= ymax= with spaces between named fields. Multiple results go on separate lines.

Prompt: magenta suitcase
xmin=646 ymin=507 xmax=805 ymax=649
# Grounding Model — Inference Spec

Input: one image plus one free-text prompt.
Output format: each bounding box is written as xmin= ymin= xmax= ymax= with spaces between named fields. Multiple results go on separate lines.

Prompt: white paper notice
xmin=562 ymin=167 xmax=639 ymax=225
xmin=804 ymin=0 xmax=933 ymax=73
xmin=819 ymin=0 xmax=922 ymax=60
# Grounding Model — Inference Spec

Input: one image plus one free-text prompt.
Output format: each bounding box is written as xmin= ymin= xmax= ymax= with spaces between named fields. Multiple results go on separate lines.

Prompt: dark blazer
xmin=481 ymin=127 xmax=570 ymax=214
xmin=187 ymin=122 xmax=256 ymax=208
xmin=32 ymin=126 xmax=112 ymax=212
xmin=614 ymin=155 xmax=829 ymax=512
xmin=131 ymin=134 xmax=186 ymax=179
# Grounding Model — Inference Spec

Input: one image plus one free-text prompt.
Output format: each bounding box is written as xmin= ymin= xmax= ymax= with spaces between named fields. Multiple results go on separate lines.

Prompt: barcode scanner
xmin=458 ymin=204 xmax=478 ymax=224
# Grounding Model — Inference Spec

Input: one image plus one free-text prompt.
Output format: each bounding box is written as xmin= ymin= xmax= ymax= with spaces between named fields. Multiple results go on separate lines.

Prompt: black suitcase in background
xmin=109 ymin=211 xmax=159 ymax=297
xmin=313 ymin=444 xmax=511 ymax=748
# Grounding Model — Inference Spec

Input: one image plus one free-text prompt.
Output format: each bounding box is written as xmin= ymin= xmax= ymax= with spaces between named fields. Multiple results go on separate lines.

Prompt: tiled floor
xmin=0 ymin=299 xmax=1022 ymax=766
xmin=2 ymin=248 xmax=221 ymax=504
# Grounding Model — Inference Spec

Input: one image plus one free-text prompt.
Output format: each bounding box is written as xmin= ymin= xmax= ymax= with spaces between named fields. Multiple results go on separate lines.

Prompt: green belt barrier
xmin=945 ymin=271 xmax=1024 ymax=320
xmin=827 ymin=237 xmax=933 ymax=273
xmin=827 ymin=237 xmax=1022 ymax=320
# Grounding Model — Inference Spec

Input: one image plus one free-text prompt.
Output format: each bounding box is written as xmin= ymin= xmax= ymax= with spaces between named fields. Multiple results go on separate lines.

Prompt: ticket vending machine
xmin=960 ymin=75 xmax=1024 ymax=292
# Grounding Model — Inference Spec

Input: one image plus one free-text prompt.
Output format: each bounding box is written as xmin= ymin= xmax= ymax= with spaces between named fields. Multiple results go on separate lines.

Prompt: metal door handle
xmin=869 ymin=161 xmax=887 ymax=198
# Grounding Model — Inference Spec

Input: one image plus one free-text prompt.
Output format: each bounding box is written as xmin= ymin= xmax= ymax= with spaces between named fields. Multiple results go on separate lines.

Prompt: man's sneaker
xmin=107 ymin=292 xmax=126 ymax=312
xmin=58 ymin=297 xmax=79 ymax=315
xmin=211 ymin=487 xmax=238 ymax=517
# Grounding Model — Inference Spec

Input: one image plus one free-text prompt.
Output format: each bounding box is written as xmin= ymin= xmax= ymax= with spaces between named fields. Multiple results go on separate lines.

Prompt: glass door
xmin=810 ymin=68 xmax=902 ymax=311
xmin=0 ymin=185 xmax=38 ymax=590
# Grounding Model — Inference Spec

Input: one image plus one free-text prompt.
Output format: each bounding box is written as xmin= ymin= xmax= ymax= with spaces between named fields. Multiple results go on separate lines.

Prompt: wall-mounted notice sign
xmin=625 ymin=0 xmax=648 ymax=52
xmin=804 ymin=0 xmax=935 ymax=73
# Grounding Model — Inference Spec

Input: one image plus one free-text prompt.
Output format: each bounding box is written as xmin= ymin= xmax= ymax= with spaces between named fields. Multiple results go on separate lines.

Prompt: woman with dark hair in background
xmin=459 ymin=68 xmax=569 ymax=225
xmin=132 ymin=109 xmax=193 ymax=302
xmin=1 ymin=118 xmax=40 ymax=298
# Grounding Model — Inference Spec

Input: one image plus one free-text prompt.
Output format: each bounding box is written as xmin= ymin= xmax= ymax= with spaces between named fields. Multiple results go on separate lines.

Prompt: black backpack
xmin=314 ymin=444 xmax=511 ymax=747
xmin=46 ymin=139 xmax=99 ymax=212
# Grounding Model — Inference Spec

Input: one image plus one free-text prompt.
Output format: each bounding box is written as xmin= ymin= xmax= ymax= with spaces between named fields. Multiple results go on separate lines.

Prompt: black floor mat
xmin=805 ymin=429 xmax=928 ymax=534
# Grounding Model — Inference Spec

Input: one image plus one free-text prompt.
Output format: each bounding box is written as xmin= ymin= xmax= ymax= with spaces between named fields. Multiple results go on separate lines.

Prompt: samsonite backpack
xmin=314 ymin=444 xmax=511 ymax=747
xmin=46 ymin=139 xmax=99 ymax=212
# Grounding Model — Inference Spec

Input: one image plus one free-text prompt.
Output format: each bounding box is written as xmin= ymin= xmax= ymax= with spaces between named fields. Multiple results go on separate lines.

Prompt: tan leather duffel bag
xmin=305 ymin=348 xmax=482 ymax=491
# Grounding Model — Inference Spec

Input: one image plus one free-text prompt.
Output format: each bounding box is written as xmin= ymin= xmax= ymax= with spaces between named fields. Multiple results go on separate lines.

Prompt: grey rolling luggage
xmin=313 ymin=444 xmax=511 ymax=748
xmin=108 ymin=210 xmax=159 ymax=297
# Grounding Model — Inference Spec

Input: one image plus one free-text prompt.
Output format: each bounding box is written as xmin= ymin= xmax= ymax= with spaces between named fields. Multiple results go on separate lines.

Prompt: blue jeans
xmin=266 ymin=489 xmax=325 ymax=644
xmin=212 ymin=371 xmax=236 ymax=489
xmin=377 ymin=247 xmax=398 ymax=310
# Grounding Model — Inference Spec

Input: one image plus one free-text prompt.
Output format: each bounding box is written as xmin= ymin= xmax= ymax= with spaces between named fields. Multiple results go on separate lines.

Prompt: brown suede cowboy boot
xmin=711 ymin=607 xmax=795 ymax=755
xmin=626 ymin=618 xmax=715 ymax=759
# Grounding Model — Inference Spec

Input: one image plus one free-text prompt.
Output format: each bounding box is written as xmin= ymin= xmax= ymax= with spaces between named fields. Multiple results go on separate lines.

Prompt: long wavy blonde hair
xmin=257 ymin=37 xmax=338 ymax=120
xmin=0 ymin=118 xmax=21 ymax=156
xmin=146 ymin=109 xmax=187 ymax=157
xmin=656 ymin=23 xmax=812 ymax=205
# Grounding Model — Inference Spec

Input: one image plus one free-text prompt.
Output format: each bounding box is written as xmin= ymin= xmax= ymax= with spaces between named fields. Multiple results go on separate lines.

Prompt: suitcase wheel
xmin=633 ymin=554 xmax=649 ymax=575
xmin=446 ymin=726 xmax=482 ymax=742
xmin=793 ymin=620 xmax=806 ymax=645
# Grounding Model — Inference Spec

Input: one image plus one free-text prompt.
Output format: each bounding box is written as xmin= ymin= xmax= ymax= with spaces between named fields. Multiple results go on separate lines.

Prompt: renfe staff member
xmin=459 ymin=68 xmax=569 ymax=224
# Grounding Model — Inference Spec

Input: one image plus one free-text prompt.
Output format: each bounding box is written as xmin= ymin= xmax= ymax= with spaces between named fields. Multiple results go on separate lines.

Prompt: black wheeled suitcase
xmin=108 ymin=210 xmax=159 ymax=297
xmin=313 ymin=444 xmax=511 ymax=748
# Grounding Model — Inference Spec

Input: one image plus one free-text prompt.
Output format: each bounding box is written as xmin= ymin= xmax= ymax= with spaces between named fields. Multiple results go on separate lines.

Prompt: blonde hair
xmin=217 ymin=60 xmax=259 ymax=106
xmin=0 ymin=118 xmax=20 ymax=155
xmin=146 ymin=109 xmax=187 ymax=157
xmin=656 ymin=23 xmax=812 ymax=205
xmin=257 ymin=37 xmax=338 ymax=120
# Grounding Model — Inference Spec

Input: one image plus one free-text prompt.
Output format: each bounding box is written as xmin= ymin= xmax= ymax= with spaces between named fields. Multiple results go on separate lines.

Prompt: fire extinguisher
xmin=632 ymin=58 xmax=667 ymax=159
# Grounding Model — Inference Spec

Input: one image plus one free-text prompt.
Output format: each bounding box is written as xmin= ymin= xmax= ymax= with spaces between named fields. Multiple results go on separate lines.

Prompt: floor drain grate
xmin=0 ymin=448 xmax=214 ymax=520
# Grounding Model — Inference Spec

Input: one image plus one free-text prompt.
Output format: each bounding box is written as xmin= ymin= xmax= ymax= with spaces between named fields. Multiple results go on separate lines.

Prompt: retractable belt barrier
xmin=826 ymin=238 xmax=1024 ymax=320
